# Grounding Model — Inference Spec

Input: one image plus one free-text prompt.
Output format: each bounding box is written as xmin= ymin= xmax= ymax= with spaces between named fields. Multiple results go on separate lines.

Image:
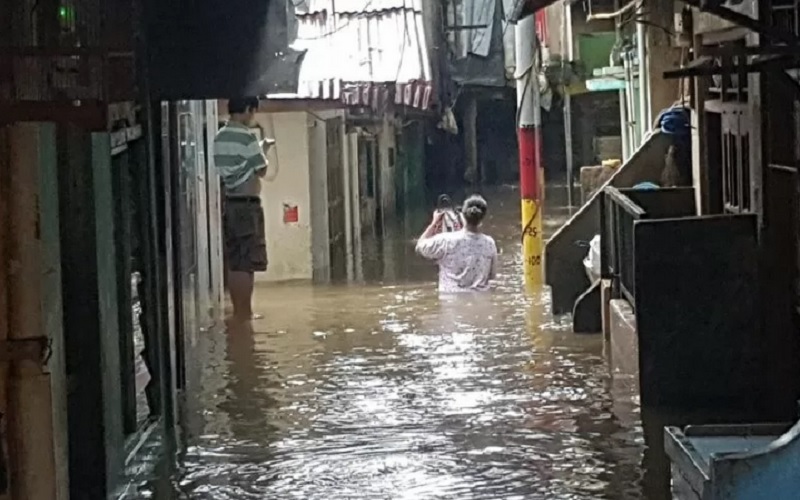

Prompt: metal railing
xmin=600 ymin=186 xmax=646 ymax=307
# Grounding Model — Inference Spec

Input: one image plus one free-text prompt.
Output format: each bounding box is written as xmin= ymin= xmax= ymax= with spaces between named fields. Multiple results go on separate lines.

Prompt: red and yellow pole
xmin=515 ymin=14 xmax=544 ymax=288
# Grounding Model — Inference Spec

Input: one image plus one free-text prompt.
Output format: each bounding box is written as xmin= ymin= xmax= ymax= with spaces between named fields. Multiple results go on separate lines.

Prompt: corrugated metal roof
xmin=268 ymin=0 xmax=433 ymax=107
xmin=296 ymin=0 xmax=422 ymax=15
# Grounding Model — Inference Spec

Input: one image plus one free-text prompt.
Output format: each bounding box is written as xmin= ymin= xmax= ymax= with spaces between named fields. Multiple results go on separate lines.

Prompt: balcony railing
xmin=600 ymin=186 xmax=645 ymax=307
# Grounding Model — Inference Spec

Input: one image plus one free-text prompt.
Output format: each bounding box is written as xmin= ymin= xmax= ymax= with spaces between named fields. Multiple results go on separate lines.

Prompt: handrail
xmin=604 ymin=187 xmax=645 ymax=219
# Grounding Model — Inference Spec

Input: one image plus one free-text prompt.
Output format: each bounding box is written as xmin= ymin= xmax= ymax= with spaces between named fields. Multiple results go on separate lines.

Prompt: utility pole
xmin=515 ymin=14 xmax=544 ymax=287
xmin=562 ymin=0 xmax=574 ymax=207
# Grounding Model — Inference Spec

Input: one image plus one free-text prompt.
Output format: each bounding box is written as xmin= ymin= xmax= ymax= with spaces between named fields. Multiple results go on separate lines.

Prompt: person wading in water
xmin=416 ymin=195 xmax=498 ymax=293
xmin=215 ymin=97 xmax=276 ymax=322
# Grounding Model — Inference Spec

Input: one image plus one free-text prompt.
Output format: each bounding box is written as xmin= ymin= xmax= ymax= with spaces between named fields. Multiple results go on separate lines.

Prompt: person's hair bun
xmin=464 ymin=206 xmax=484 ymax=217
xmin=462 ymin=195 xmax=488 ymax=225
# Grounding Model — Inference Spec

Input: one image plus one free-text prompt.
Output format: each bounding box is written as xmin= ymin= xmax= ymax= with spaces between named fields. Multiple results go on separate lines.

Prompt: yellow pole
xmin=521 ymin=198 xmax=544 ymax=287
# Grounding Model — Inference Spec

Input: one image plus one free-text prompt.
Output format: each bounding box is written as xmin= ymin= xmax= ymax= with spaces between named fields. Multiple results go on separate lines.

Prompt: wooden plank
xmin=112 ymin=149 xmax=137 ymax=435
xmin=57 ymin=124 xmax=107 ymax=499
xmin=7 ymin=123 xmax=58 ymax=499
xmin=634 ymin=214 xmax=760 ymax=410
xmin=0 ymin=124 xmax=11 ymax=500
xmin=35 ymin=123 xmax=69 ymax=500
xmin=91 ymin=133 xmax=125 ymax=491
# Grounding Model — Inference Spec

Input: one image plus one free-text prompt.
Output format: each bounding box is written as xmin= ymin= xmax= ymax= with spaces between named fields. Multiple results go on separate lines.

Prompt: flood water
xmin=165 ymin=186 xmax=651 ymax=499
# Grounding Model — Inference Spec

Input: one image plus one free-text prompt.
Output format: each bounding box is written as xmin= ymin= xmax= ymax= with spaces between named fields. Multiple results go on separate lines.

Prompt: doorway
xmin=326 ymin=117 xmax=348 ymax=282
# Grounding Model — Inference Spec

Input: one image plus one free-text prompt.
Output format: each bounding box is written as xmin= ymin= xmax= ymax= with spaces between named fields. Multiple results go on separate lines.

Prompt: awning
xmin=508 ymin=0 xmax=560 ymax=22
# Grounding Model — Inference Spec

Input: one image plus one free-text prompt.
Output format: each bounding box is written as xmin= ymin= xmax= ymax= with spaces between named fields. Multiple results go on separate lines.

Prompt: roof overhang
xmin=508 ymin=0 xmax=560 ymax=23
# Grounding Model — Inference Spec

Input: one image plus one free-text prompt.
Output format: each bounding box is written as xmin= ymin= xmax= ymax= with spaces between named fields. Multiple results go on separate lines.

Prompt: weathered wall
xmin=3 ymin=123 xmax=65 ymax=500
xmin=543 ymin=3 xmax=614 ymax=61
xmin=379 ymin=116 xmax=398 ymax=215
xmin=646 ymin=1 xmax=682 ymax=122
xmin=253 ymin=111 xmax=314 ymax=282
xmin=634 ymin=214 xmax=760 ymax=409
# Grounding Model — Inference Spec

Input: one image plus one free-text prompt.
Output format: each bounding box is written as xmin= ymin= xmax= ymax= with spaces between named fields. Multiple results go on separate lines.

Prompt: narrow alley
xmin=129 ymin=188 xmax=646 ymax=499
xmin=5 ymin=0 xmax=800 ymax=499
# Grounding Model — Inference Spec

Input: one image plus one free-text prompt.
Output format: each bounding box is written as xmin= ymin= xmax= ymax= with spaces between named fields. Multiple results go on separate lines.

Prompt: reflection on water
xmin=165 ymin=186 xmax=653 ymax=499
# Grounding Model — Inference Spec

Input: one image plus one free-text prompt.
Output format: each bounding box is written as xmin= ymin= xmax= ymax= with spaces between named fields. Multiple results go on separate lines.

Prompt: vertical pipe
xmin=562 ymin=0 xmax=574 ymax=207
xmin=636 ymin=6 xmax=649 ymax=137
xmin=516 ymin=14 xmax=544 ymax=287
xmin=623 ymin=51 xmax=639 ymax=148
xmin=619 ymin=89 xmax=630 ymax=161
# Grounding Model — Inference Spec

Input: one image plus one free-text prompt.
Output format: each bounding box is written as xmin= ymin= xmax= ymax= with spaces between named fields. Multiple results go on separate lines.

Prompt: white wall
xmin=254 ymin=111 xmax=313 ymax=282
xmin=220 ymin=107 xmax=355 ymax=284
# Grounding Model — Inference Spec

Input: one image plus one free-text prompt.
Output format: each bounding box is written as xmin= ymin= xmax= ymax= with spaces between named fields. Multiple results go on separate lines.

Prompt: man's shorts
xmin=223 ymin=197 xmax=268 ymax=273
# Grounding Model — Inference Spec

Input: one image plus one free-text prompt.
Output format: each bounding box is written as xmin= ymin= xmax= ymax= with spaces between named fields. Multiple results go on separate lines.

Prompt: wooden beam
xmin=7 ymin=123 xmax=59 ymax=500
xmin=664 ymin=55 xmax=800 ymax=79
xmin=0 ymin=125 xmax=10 ymax=500
xmin=682 ymin=0 xmax=798 ymax=45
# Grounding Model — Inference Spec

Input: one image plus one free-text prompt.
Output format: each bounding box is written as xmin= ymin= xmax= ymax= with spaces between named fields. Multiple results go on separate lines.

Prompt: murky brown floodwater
xmin=167 ymin=186 xmax=649 ymax=499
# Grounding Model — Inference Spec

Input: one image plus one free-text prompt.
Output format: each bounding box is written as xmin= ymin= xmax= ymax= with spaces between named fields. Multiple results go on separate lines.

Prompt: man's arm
xmin=244 ymin=136 xmax=270 ymax=179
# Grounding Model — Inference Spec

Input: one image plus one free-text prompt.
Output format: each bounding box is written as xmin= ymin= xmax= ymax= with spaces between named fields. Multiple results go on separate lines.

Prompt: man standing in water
xmin=215 ymin=97 xmax=275 ymax=321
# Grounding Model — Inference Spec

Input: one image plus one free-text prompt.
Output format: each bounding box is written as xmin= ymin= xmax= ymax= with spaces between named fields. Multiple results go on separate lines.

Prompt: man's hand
xmin=431 ymin=210 xmax=445 ymax=225
xmin=260 ymin=138 xmax=276 ymax=154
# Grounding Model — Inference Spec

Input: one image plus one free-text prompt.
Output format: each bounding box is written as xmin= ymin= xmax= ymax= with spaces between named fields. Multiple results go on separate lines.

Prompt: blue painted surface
xmin=714 ymin=421 xmax=800 ymax=500
xmin=666 ymin=421 xmax=800 ymax=500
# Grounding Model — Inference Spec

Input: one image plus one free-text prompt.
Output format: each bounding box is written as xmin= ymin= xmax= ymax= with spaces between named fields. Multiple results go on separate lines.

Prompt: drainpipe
xmin=515 ymin=14 xmax=544 ymax=287
xmin=636 ymin=5 xmax=649 ymax=138
xmin=619 ymin=88 xmax=630 ymax=160
xmin=622 ymin=49 xmax=638 ymax=148
xmin=612 ymin=15 xmax=629 ymax=161
xmin=562 ymin=0 xmax=574 ymax=207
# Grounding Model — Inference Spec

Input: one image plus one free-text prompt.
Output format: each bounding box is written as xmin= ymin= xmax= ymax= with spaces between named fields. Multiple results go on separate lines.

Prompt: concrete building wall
xmin=254 ymin=111 xmax=314 ymax=282
xmin=220 ymin=105 xmax=363 ymax=283
xmin=543 ymin=4 xmax=614 ymax=60
xmin=646 ymin=2 xmax=682 ymax=123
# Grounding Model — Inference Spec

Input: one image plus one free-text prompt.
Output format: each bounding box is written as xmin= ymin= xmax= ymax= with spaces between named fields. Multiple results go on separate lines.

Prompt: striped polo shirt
xmin=213 ymin=121 xmax=267 ymax=196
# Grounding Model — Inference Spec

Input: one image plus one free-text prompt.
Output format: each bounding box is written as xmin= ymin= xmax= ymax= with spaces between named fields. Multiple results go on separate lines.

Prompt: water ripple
xmin=160 ymin=189 xmax=644 ymax=499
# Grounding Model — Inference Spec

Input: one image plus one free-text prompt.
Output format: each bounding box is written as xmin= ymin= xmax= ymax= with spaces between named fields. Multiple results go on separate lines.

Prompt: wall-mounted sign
xmin=283 ymin=203 xmax=299 ymax=224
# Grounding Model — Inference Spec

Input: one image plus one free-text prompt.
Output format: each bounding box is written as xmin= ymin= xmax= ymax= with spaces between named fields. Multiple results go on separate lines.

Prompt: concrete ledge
xmin=609 ymin=298 xmax=639 ymax=394
xmin=600 ymin=279 xmax=612 ymax=344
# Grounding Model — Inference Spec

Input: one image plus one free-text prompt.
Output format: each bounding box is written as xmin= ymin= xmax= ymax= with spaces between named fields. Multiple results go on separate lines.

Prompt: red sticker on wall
xmin=283 ymin=203 xmax=298 ymax=224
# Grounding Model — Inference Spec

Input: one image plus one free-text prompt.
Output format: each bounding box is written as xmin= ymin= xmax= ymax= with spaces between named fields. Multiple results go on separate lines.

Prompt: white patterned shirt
xmin=416 ymin=230 xmax=498 ymax=293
